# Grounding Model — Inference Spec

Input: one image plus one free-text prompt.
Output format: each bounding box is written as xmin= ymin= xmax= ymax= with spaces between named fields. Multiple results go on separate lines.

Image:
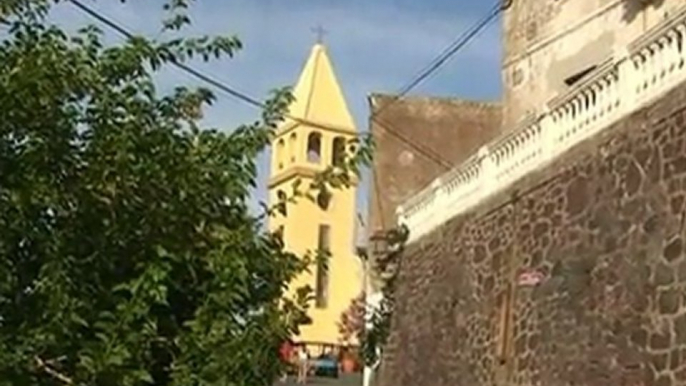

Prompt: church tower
xmin=268 ymin=42 xmax=361 ymax=345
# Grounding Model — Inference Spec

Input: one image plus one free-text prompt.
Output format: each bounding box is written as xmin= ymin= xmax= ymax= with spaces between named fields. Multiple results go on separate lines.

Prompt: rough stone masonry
xmin=379 ymin=82 xmax=686 ymax=385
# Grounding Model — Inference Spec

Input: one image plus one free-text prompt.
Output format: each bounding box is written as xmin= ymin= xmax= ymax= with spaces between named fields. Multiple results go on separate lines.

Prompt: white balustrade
xmin=398 ymin=7 xmax=686 ymax=243
xmin=630 ymin=7 xmax=686 ymax=106
xmin=491 ymin=117 xmax=544 ymax=188
xmin=443 ymin=152 xmax=484 ymax=223
xmin=548 ymin=59 xmax=621 ymax=155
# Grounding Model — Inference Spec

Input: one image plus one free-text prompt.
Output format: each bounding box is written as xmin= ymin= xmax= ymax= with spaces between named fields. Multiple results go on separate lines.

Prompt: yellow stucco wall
xmin=268 ymin=44 xmax=362 ymax=345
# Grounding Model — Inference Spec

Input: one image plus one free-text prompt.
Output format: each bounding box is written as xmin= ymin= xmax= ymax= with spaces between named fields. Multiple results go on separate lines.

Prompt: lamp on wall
xmin=370 ymin=229 xmax=404 ymax=282
xmin=369 ymin=230 xmax=389 ymax=258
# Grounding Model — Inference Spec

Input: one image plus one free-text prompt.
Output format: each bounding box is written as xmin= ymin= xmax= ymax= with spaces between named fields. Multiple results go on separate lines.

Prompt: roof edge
xmin=368 ymin=92 xmax=502 ymax=109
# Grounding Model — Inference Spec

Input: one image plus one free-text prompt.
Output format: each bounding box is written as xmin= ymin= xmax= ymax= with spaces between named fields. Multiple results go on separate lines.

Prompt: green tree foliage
xmin=361 ymin=226 xmax=408 ymax=368
xmin=0 ymin=1 xmax=371 ymax=385
xmin=337 ymin=292 xmax=365 ymax=347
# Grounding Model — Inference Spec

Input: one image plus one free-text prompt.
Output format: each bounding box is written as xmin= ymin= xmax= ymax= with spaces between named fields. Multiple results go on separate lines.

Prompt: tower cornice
xmin=268 ymin=165 xmax=360 ymax=189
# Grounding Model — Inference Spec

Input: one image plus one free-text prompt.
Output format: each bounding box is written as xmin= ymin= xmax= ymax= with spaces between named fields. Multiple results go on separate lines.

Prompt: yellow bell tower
xmin=268 ymin=42 xmax=361 ymax=345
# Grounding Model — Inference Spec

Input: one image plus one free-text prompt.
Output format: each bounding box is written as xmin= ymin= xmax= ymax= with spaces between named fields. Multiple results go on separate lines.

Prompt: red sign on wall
xmin=517 ymin=269 xmax=545 ymax=287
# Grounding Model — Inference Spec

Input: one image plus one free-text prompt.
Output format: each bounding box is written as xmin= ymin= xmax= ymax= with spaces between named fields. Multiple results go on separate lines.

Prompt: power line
xmin=367 ymin=0 xmax=509 ymax=228
xmin=65 ymin=0 xmax=512 ymax=235
xmin=67 ymin=0 xmax=456 ymax=171
xmin=397 ymin=3 xmax=502 ymax=101
xmin=67 ymin=0 xmax=260 ymax=110
xmin=66 ymin=0 xmax=452 ymax=230
xmin=67 ymin=0 xmax=358 ymax=134
xmin=67 ymin=0 xmax=501 ymax=177
xmin=366 ymin=0 xmax=508 ymax=173
xmin=371 ymin=116 xmax=452 ymax=169
xmin=371 ymin=0 xmax=506 ymax=120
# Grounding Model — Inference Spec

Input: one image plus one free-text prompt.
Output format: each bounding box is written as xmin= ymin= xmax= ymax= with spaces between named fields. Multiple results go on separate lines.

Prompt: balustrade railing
xmin=397 ymin=6 xmax=686 ymax=242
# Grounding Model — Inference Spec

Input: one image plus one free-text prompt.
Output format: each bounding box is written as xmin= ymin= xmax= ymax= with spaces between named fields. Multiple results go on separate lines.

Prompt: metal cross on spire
xmin=311 ymin=25 xmax=328 ymax=44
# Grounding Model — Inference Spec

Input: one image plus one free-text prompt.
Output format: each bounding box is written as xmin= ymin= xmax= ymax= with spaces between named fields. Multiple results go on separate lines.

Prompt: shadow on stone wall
xmin=623 ymin=0 xmax=667 ymax=23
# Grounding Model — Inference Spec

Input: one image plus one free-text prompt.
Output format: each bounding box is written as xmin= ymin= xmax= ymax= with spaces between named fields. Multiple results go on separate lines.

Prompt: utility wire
xmin=68 ymin=0 xmax=453 ymax=169
xmin=371 ymin=115 xmax=453 ymax=170
xmin=68 ymin=0 xmax=357 ymax=134
xmin=368 ymin=0 xmax=510 ymax=229
xmin=367 ymin=0 xmax=508 ymax=177
xmin=370 ymin=0 xmax=507 ymax=120
xmin=395 ymin=2 xmax=502 ymax=104
xmin=66 ymin=0 xmax=449 ymax=234
xmin=68 ymin=0 xmax=258 ymax=109
xmin=67 ymin=0 xmax=501 ymax=172
xmin=65 ymin=0 xmax=515 ymax=239
xmin=67 ymin=0 xmax=507 ymax=225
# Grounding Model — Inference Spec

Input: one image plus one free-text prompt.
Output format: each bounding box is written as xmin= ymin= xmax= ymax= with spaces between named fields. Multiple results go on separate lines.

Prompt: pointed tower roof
xmin=285 ymin=44 xmax=356 ymax=133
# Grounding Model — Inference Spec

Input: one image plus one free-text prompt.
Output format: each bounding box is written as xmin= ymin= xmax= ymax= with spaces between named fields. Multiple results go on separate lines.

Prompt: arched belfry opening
xmin=332 ymin=136 xmax=346 ymax=167
xmin=307 ymin=132 xmax=322 ymax=163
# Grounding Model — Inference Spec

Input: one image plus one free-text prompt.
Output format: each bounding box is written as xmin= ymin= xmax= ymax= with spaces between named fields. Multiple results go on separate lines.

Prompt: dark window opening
xmin=331 ymin=137 xmax=346 ymax=167
xmin=315 ymin=224 xmax=331 ymax=309
xmin=564 ymin=64 xmax=598 ymax=87
xmin=317 ymin=189 xmax=331 ymax=211
xmin=276 ymin=139 xmax=286 ymax=169
xmin=307 ymin=132 xmax=322 ymax=163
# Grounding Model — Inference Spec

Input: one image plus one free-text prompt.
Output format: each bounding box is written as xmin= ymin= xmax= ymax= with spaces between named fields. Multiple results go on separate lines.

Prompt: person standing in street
xmin=296 ymin=346 xmax=309 ymax=384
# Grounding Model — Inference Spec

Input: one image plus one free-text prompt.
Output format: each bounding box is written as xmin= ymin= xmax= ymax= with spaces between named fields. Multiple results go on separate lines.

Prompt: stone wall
xmin=379 ymin=78 xmax=686 ymax=386
xmin=368 ymin=95 xmax=502 ymax=232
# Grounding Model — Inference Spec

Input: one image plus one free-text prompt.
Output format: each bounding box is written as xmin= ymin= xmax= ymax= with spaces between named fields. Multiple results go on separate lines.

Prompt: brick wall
xmin=379 ymin=81 xmax=686 ymax=386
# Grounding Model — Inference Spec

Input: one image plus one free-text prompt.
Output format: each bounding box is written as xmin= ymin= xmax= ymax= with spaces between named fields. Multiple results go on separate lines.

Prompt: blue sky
xmin=50 ymin=0 xmax=503 ymax=221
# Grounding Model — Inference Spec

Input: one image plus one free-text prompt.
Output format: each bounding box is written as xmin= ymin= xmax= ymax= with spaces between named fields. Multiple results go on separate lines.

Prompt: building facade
xmin=503 ymin=0 xmax=684 ymax=128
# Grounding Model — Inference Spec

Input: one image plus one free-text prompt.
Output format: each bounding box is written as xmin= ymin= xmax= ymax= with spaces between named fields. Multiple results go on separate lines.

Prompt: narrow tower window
xmin=307 ymin=132 xmax=322 ymax=163
xmin=276 ymin=139 xmax=286 ymax=169
xmin=331 ymin=136 xmax=346 ymax=167
xmin=315 ymin=224 xmax=331 ymax=308
xmin=317 ymin=190 xmax=331 ymax=211
xmin=289 ymin=133 xmax=297 ymax=163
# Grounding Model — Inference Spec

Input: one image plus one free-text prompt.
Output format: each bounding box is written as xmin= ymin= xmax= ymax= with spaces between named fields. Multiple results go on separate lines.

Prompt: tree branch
xmin=34 ymin=356 xmax=74 ymax=385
